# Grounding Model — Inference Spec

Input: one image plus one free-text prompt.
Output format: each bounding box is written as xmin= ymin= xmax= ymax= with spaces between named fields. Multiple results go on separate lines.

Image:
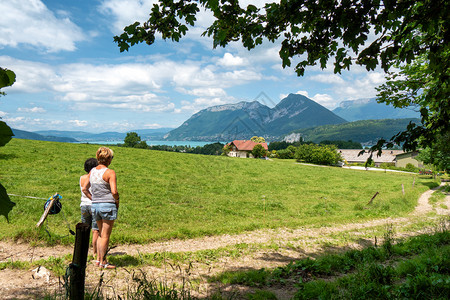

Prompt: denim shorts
xmin=92 ymin=202 xmax=118 ymax=221
xmin=80 ymin=205 xmax=99 ymax=230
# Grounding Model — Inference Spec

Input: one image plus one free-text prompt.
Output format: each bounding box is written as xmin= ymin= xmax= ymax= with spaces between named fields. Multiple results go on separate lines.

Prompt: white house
xmin=226 ymin=140 xmax=269 ymax=158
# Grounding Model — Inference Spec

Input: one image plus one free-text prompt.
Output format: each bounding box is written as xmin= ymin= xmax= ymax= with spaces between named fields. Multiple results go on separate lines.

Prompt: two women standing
xmin=82 ymin=147 xmax=119 ymax=269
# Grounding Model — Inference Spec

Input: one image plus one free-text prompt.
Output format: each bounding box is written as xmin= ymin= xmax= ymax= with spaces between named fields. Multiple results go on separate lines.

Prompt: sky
xmin=0 ymin=0 xmax=387 ymax=133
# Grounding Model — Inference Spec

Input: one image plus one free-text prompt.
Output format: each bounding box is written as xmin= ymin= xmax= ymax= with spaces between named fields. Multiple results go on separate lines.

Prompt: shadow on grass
xmin=0 ymin=153 xmax=17 ymax=160
xmin=421 ymin=181 xmax=440 ymax=189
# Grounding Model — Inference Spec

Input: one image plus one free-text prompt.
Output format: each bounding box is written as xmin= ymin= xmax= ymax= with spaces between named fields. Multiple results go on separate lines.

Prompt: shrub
xmin=252 ymin=144 xmax=267 ymax=158
xmin=295 ymin=144 xmax=342 ymax=166
xmin=380 ymin=162 xmax=395 ymax=169
xmin=405 ymin=163 xmax=419 ymax=172
xmin=276 ymin=148 xmax=294 ymax=159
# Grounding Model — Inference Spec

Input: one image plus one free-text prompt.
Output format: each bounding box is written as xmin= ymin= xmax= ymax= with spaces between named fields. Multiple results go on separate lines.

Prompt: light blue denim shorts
xmin=92 ymin=202 xmax=118 ymax=221
xmin=80 ymin=205 xmax=99 ymax=230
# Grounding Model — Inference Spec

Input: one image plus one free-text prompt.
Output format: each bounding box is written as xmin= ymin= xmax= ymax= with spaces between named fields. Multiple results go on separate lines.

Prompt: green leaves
xmin=295 ymin=144 xmax=342 ymax=166
xmin=0 ymin=68 xmax=16 ymax=96
xmin=0 ymin=68 xmax=16 ymax=221
xmin=0 ymin=184 xmax=15 ymax=222
xmin=0 ymin=68 xmax=15 ymax=89
xmin=113 ymin=0 xmax=449 ymax=158
xmin=0 ymin=121 xmax=14 ymax=147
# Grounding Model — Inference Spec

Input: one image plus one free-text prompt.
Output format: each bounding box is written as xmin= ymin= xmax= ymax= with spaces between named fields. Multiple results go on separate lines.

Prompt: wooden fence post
xmin=367 ymin=192 xmax=379 ymax=205
xmin=69 ymin=223 xmax=90 ymax=300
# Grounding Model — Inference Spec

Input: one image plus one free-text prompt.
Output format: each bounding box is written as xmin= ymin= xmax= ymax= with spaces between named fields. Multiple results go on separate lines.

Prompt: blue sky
xmin=0 ymin=0 xmax=387 ymax=133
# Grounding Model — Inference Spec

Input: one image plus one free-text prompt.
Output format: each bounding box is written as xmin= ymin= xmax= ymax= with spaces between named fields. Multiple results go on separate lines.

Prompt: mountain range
xmin=332 ymin=98 xmax=419 ymax=121
xmin=165 ymin=94 xmax=347 ymax=141
xmin=11 ymin=128 xmax=172 ymax=143
xmin=9 ymin=94 xmax=421 ymax=144
xmin=292 ymin=118 xmax=421 ymax=144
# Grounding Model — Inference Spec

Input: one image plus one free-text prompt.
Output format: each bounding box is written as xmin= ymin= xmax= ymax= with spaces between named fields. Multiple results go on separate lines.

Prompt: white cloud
xmin=98 ymin=0 xmax=157 ymax=33
xmin=109 ymin=101 xmax=176 ymax=113
xmin=144 ymin=123 xmax=164 ymax=129
xmin=2 ymin=116 xmax=24 ymax=128
xmin=69 ymin=120 xmax=88 ymax=127
xmin=0 ymin=111 xmax=7 ymax=118
xmin=311 ymin=94 xmax=336 ymax=109
xmin=295 ymin=91 xmax=309 ymax=97
xmin=178 ymin=87 xmax=227 ymax=97
xmin=309 ymin=74 xmax=345 ymax=84
xmin=0 ymin=0 xmax=84 ymax=52
xmin=4 ymin=116 xmax=24 ymax=122
xmin=223 ymin=70 xmax=262 ymax=81
xmin=17 ymin=107 xmax=46 ymax=113
xmin=217 ymin=53 xmax=247 ymax=67
xmin=335 ymin=71 xmax=386 ymax=100
xmin=0 ymin=56 xmax=57 ymax=93
xmin=281 ymin=91 xmax=337 ymax=109
xmin=180 ymin=96 xmax=237 ymax=113
xmin=1 ymin=56 xmax=265 ymax=117
xmin=62 ymin=93 xmax=89 ymax=102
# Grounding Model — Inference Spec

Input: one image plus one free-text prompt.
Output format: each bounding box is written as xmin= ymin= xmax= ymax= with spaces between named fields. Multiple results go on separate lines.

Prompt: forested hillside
xmin=290 ymin=118 xmax=421 ymax=144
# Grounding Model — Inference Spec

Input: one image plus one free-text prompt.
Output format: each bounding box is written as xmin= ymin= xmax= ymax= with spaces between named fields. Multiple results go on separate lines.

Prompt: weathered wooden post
xmin=402 ymin=184 xmax=405 ymax=195
xmin=367 ymin=192 xmax=379 ymax=205
xmin=69 ymin=222 xmax=91 ymax=300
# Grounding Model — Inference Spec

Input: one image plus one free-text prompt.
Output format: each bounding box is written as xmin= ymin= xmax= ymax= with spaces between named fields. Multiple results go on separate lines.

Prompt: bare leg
xmin=97 ymin=219 xmax=114 ymax=266
xmin=92 ymin=229 xmax=99 ymax=259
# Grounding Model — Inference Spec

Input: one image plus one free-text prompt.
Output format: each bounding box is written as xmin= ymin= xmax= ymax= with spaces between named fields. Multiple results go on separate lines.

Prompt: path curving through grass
xmin=0 ymin=183 xmax=449 ymax=299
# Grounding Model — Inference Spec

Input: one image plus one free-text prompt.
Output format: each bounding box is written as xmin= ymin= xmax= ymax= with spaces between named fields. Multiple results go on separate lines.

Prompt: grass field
xmin=0 ymin=139 xmax=437 ymax=245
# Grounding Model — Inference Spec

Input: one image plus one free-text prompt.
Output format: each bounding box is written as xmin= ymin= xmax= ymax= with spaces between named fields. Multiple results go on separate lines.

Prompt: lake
xmin=81 ymin=140 xmax=222 ymax=147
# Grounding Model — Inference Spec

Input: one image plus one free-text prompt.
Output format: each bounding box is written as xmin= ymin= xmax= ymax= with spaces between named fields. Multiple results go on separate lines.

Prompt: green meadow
xmin=0 ymin=139 xmax=436 ymax=245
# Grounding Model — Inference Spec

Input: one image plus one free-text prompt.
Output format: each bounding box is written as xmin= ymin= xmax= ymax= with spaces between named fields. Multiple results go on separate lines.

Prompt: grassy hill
xmin=0 ymin=139 xmax=433 ymax=245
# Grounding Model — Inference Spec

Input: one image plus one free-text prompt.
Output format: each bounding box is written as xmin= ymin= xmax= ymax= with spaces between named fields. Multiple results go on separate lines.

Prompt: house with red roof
xmin=225 ymin=140 xmax=269 ymax=158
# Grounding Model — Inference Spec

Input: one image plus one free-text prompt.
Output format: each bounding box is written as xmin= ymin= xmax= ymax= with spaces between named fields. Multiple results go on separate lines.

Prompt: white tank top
xmin=80 ymin=177 xmax=92 ymax=206
xmin=90 ymin=167 xmax=115 ymax=204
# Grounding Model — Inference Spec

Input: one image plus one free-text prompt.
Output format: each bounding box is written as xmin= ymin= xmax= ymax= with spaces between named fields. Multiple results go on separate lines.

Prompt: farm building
xmin=395 ymin=151 xmax=423 ymax=168
xmin=226 ymin=140 xmax=268 ymax=158
xmin=339 ymin=149 xmax=405 ymax=167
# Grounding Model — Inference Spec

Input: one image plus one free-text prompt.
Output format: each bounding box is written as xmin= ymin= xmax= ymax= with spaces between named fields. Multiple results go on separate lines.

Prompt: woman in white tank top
xmin=82 ymin=147 xmax=120 ymax=269
xmin=80 ymin=157 xmax=99 ymax=263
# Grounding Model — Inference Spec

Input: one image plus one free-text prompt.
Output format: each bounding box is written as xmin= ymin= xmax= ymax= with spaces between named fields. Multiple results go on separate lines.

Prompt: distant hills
xmin=12 ymin=128 xmax=78 ymax=143
xmin=292 ymin=118 xmax=421 ymax=144
xmin=9 ymin=94 xmax=421 ymax=144
xmin=11 ymin=128 xmax=172 ymax=143
xmin=33 ymin=128 xmax=172 ymax=142
xmin=332 ymin=98 xmax=420 ymax=121
xmin=165 ymin=94 xmax=347 ymax=141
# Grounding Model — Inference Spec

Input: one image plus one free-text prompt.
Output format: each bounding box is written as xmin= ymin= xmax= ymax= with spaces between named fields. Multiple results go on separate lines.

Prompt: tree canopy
xmin=0 ymin=67 xmax=17 ymax=221
xmin=250 ymin=136 xmax=265 ymax=143
xmin=252 ymin=143 xmax=267 ymax=158
xmin=123 ymin=132 xmax=143 ymax=148
xmin=114 ymin=0 xmax=449 ymax=154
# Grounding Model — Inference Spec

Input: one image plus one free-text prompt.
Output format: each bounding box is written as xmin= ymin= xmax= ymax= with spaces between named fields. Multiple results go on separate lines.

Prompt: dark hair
xmin=84 ymin=158 xmax=98 ymax=173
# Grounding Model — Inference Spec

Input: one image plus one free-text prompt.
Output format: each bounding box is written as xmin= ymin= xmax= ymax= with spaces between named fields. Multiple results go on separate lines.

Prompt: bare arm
xmin=81 ymin=173 xmax=92 ymax=200
xmin=104 ymin=169 xmax=119 ymax=207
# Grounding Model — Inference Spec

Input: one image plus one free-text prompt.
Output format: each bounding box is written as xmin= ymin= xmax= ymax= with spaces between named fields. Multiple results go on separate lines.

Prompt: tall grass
xmin=0 ymin=139 xmax=436 ymax=244
xmin=210 ymin=219 xmax=450 ymax=299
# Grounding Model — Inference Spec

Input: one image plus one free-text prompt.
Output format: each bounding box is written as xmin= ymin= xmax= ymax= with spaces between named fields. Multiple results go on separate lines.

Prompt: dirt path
xmin=1 ymin=183 xmax=449 ymax=299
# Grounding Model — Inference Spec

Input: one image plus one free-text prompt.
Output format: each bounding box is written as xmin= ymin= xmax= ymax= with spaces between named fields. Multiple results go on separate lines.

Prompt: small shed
xmin=226 ymin=140 xmax=269 ymax=158
xmin=395 ymin=151 xmax=423 ymax=168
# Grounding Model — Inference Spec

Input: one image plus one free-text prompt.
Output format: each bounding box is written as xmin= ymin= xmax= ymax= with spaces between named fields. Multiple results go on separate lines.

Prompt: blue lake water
xmin=81 ymin=140 xmax=221 ymax=147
